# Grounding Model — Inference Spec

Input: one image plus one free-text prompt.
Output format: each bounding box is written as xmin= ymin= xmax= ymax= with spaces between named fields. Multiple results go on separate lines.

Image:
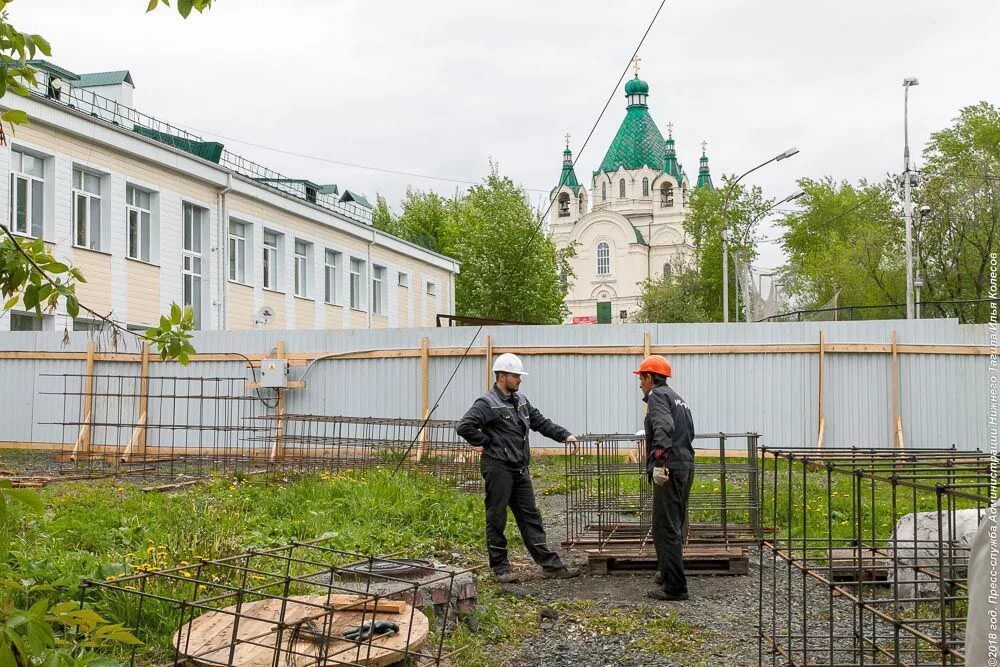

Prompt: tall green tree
xmin=914 ymin=101 xmax=1000 ymax=321
xmin=778 ymin=178 xmax=902 ymax=313
xmin=635 ymin=263 xmax=709 ymax=323
xmin=451 ymin=168 xmax=572 ymax=323
xmin=684 ymin=178 xmax=772 ymax=321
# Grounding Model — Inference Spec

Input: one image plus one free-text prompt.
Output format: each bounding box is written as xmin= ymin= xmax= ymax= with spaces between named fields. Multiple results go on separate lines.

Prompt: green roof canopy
xmin=596 ymin=78 xmax=668 ymax=175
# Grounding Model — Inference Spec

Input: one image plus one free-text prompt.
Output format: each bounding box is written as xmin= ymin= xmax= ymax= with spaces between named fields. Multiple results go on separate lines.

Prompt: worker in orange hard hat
xmin=633 ymin=355 xmax=695 ymax=601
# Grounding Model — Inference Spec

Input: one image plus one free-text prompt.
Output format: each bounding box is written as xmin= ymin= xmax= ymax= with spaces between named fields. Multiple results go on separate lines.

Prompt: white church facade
xmin=549 ymin=65 xmax=714 ymax=324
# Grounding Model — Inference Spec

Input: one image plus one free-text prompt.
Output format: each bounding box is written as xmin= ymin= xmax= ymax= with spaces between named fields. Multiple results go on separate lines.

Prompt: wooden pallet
xmin=825 ymin=547 xmax=892 ymax=582
xmin=585 ymin=544 xmax=749 ymax=576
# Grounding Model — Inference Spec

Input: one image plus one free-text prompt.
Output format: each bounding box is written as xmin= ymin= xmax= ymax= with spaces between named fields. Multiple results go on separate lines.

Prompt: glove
xmin=652 ymin=466 xmax=670 ymax=487
xmin=344 ymin=620 xmax=399 ymax=642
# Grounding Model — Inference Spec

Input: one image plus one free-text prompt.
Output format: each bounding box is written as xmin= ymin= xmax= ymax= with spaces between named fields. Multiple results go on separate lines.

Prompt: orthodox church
xmin=549 ymin=60 xmax=714 ymax=324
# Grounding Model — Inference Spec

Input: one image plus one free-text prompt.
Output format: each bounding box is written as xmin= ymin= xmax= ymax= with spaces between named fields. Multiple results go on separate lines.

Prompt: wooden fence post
xmin=269 ymin=340 xmax=287 ymax=462
xmin=71 ymin=341 xmax=96 ymax=461
xmin=485 ymin=335 xmax=493 ymax=391
xmin=892 ymin=331 xmax=905 ymax=449
xmin=122 ymin=343 xmax=150 ymax=462
xmin=817 ymin=331 xmax=826 ymax=449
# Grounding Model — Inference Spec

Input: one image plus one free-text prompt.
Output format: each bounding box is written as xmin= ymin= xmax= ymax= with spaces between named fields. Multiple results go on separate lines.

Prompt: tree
xmin=914 ymin=101 xmax=1000 ymax=321
xmin=777 ymin=178 xmax=902 ymax=314
xmin=451 ymin=168 xmax=572 ymax=323
xmin=684 ymin=178 xmax=772 ymax=321
xmin=0 ymin=0 xmax=212 ymax=360
xmin=635 ymin=263 xmax=709 ymax=323
xmin=395 ymin=188 xmax=458 ymax=254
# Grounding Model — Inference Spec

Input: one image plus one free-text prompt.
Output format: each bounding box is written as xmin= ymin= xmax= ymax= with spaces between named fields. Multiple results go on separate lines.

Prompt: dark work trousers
xmin=482 ymin=459 xmax=564 ymax=573
xmin=652 ymin=467 xmax=695 ymax=594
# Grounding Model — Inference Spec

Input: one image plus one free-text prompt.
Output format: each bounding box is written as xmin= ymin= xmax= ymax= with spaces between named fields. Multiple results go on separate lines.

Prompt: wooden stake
xmin=485 ymin=335 xmax=493 ymax=391
xmin=71 ymin=341 xmax=96 ymax=462
xmin=415 ymin=337 xmax=430 ymax=462
xmin=892 ymin=331 xmax=904 ymax=449
xmin=817 ymin=331 xmax=826 ymax=449
xmin=643 ymin=331 xmax=651 ymax=357
xmin=122 ymin=343 xmax=150 ymax=463
xmin=269 ymin=340 xmax=287 ymax=462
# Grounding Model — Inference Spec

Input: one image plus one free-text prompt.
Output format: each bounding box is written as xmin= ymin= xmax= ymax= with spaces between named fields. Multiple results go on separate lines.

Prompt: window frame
xmin=293 ymin=239 xmax=310 ymax=298
xmin=9 ymin=149 xmax=45 ymax=238
xmin=619 ymin=179 xmax=625 ymax=198
xmin=397 ymin=271 xmax=409 ymax=288
xmin=660 ymin=183 xmax=674 ymax=208
xmin=262 ymin=229 xmax=280 ymax=291
xmin=642 ymin=177 xmax=649 ymax=197
xmin=324 ymin=249 xmax=341 ymax=305
xmin=228 ymin=221 xmax=248 ymax=284
xmin=349 ymin=257 xmax=366 ymax=310
xmin=597 ymin=241 xmax=611 ymax=275
xmin=72 ymin=168 xmax=102 ymax=250
xmin=125 ymin=184 xmax=153 ymax=262
xmin=372 ymin=265 xmax=386 ymax=315
xmin=181 ymin=202 xmax=205 ymax=328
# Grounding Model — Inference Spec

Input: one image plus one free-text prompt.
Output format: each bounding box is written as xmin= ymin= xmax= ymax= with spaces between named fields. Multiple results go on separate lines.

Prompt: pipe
xmin=216 ymin=172 xmax=233 ymax=329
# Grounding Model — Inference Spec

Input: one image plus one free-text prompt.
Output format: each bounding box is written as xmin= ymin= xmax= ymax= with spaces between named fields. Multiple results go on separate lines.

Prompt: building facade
xmin=0 ymin=61 xmax=459 ymax=333
xmin=550 ymin=68 xmax=713 ymax=323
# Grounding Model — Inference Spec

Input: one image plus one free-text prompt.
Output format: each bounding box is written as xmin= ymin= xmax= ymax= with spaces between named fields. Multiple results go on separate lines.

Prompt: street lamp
xmin=721 ymin=148 xmax=800 ymax=322
xmin=902 ymin=77 xmax=919 ymax=319
xmin=914 ymin=275 xmax=924 ymax=319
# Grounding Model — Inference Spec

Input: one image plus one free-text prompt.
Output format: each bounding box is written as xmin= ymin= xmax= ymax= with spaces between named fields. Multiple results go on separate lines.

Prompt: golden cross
xmin=666 ymin=122 xmax=673 ymax=138
xmin=565 ymin=133 xmax=571 ymax=150
xmin=701 ymin=140 xmax=708 ymax=155
xmin=631 ymin=55 xmax=641 ymax=78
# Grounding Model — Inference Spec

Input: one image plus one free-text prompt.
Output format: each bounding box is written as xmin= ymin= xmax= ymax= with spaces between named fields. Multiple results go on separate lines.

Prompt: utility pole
xmin=903 ymin=77 xmax=919 ymax=320
xmin=722 ymin=230 xmax=731 ymax=323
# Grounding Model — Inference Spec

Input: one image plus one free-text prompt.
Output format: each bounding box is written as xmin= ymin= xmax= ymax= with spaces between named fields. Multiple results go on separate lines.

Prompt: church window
xmin=642 ymin=177 xmax=649 ymax=197
xmin=663 ymin=262 xmax=672 ymax=277
xmin=682 ymin=186 xmax=688 ymax=206
xmin=579 ymin=195 xmax=585 ymax=214
xmin=601 ymin=182 xmax=606 ymax=201
xmin=597 ymin=242 xmax=610 ymax=275
xmin=619 ymin=179 xmax=625 ymax=198
xmin=660 ymin=183 xmax=674 ymax=207
xmin=557 ymin=192 xmax=570 ymax=217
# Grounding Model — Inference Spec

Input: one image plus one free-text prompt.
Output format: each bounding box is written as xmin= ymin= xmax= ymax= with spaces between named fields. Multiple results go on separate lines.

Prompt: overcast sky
xmin=14 ymin=0 xmax=1000 ymax=272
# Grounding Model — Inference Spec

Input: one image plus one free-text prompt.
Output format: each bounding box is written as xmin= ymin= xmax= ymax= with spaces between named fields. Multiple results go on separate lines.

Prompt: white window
xmin=72 ymin=168 xmax=102 ymax=250
xmin=126 ymin=185 xmax=152 ymax=262
xmin=349 ymin=257 xmax=366 ymax=309
xmin=10 ymin=149 xmax=44 ymax=238
xmin=426 ymin=281 xmax=438 ymax=297
xmin=182 ymin=203 xmax=205 ymax=329
xmin=9 ymin=312 xmax=42 ymax=331
xmin=228 ymin=221 xmax=247 ymax=283
xmin=642 ymin=177 xmax=649 ymax=197
xmin=372 ymin=265 xmax=386 ymax=315
xmin=398 ymin=271 xmax=409 ymax=288
xmin=601 ymin=182 xmax=606 ymax=201
xmin=597 ymin=241 xmax=610 ymax=275
xmin=263 ymin=230 xmax=279 ymax=290
xmin=619 ymin=179 xmax=625 ymax=198
xmin=324 ymin=249 xmax=341 ymax=304
xmin=663 ymin=262 xmax=672 ymax=277
xmin=294 ymin=239 xmax=310 ymax=298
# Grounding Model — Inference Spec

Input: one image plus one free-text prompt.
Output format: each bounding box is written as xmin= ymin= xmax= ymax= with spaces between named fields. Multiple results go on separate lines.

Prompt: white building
xmin=550 ymin=67 xmax=714 ymax=323
xmin=1 ymin=60 xmax=459 ymax=333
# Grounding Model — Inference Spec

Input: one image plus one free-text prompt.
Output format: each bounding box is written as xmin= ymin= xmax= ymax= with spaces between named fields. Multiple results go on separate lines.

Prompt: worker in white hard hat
xmin=457 ymin=352 xmax=580 ymax=583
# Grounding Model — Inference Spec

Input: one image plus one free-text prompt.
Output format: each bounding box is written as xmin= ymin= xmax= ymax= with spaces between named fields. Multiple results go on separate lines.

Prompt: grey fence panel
xmin=0 ymin=319 xmax=992 ymax=451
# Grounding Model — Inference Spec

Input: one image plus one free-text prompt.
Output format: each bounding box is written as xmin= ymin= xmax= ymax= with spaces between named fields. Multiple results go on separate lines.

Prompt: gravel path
xmin=485 ymin=485 xmax=760 ymax=667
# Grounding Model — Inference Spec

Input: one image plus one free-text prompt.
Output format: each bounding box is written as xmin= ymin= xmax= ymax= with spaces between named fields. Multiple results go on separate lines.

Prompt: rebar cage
xmin=87 ymin=539 xmax=474 ymax=666
xmin=758 ymin=447 xmax=992 ymax=667
xmin=562 ymin=432 xmax=761 ymax=550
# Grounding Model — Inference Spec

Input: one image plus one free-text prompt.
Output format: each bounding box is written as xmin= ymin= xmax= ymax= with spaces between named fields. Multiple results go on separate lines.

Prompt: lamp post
xmin=902 ymin=77 xmax=919 ymax=319
xmin=721 ymin=148 xmax=799 ymax=322
xmin=914 ymin=275 xmax=924 ymax=319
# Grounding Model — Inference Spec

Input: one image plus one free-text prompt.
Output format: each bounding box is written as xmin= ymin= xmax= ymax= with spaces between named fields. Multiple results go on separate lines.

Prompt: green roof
xmin=318 ymin=184 xmax=339 ymax=195
xmin=631 ymin=223 xmax=647 ymax=245
xmin=696 ymin=155 xmax=714 ymax=189
xmin=25 ymin=60 xmax=80 ymax=82
xmin=75 ymin=70 xmax=133 ymax=87
xmin=596 ymin=80 xmax=668 ymax=174
xmin=340 ymin=190 xmax=372 ymax=209
xmin=132 ymin=126 xmax=224 ymax=163
xmin=624 ymin=77 xmax=649 ymax=96
xmin=552 ymin=148 xmax=582 ymax=196
xmin=663 ymin=137 xmax=682 ymax=182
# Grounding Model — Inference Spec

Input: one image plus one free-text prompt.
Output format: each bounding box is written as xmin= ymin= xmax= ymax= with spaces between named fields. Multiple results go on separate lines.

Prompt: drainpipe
xmin=216 ymin=172 xmax=233 ymax=330
xmin=366 ymin=232 xmax=374 ymax=329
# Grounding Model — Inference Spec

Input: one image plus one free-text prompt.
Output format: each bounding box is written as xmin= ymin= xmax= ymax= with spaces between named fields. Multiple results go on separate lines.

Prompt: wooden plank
xmin=121 ymin=343 xmax=150 ymax=463
xmin=415 ymin=337 xmax=430 ymax=462
xmin=643 ymin=331 xmax=651 ymax=357
xmin=245 ymin=380 xmax=306 ymax=390
xmin=817 ymin=330 xmax=825 ymax=449
xmin=892 ymin=331 xmax=904 ymax=449
xmin=485 ymin=335 xmax=493 ymax=391
xmin=70 ymin=341 xmax=96 ymax=462
xmin=269 ymin=340 xmax=287 ymax=463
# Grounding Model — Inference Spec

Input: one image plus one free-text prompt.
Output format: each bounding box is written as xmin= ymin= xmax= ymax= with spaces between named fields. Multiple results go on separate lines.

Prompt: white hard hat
xmin=493 ymin=353 xmax=527 ymax=376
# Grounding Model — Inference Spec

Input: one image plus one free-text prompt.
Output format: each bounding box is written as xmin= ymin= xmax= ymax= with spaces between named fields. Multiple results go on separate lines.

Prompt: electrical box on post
xmin=260 ymin=358 xmax=288 ymax=388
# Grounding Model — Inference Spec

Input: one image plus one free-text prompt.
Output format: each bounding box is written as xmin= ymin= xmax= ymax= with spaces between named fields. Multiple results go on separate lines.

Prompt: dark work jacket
xmin=643 ymin=381 xmax=695 ymax=473
xmin=456 ymin=385 xmax=571 ymax=468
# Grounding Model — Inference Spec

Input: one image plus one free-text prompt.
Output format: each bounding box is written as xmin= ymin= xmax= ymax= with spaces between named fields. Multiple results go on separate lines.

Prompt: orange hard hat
xmin=633 ymin=355 xmax=672 ymax=378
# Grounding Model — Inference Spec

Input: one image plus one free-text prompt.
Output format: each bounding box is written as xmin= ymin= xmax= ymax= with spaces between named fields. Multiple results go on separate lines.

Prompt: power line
xmin=390 ymin=0 xmax=669 ymax=472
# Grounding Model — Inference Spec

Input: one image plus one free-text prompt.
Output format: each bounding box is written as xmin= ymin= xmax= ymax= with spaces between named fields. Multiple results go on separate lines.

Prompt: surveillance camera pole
xmin=903 ymin=78 xmax=919 ymax=320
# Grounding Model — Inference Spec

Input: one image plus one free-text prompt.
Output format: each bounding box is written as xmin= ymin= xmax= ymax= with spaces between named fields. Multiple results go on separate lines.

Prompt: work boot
xmin=542 ymin=566 xmax=581 ymax=579
xmin=646 ymin=588 xmax=689 ymax=601
xmin=493 ymin=570 xmax=521 ymax=584
xmin=654 ymin=571 xmax=663 ymax=585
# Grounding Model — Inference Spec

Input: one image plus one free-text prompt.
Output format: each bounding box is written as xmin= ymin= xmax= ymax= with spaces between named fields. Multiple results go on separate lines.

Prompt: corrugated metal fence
xmin=0 ymin=319 xmax=991 ymax=451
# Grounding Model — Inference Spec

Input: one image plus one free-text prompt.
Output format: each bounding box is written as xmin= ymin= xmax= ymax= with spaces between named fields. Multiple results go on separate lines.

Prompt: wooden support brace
xmin=70 ymin=341 xmax=96 ymax=462
xmin=892 ymin=331 xmax=904 ymax=449
xmin=269 ymin=340 xmax=287 ymax=463
xmin=485 ymin=335 xmax=493 ymax=391
xmin=245 ymin=381 xmax=306 ymax=390
xmin=817 ymin=331 xmax=826 ymax=449
xmin=121 ymin=343 xmax=150 ymax=463
xmin=414 ymin=337 xmax=430 ymax=463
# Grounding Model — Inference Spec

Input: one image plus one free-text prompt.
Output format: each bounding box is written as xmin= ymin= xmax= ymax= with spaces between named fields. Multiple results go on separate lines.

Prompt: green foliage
xmin=684 ymin=179 xmax=772 ymax=321
xmin=145 ymin=0 xmax=213 ymax=18
xmin=915 ymin=101 xmax=1000 ymax=320
xmin=777 ymin=178 xmax=903 ymax=312
xmin=635 ymin=263 xmax=710 ymax=323
xmin=143 ymin=304 xmax=197 ymax=364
